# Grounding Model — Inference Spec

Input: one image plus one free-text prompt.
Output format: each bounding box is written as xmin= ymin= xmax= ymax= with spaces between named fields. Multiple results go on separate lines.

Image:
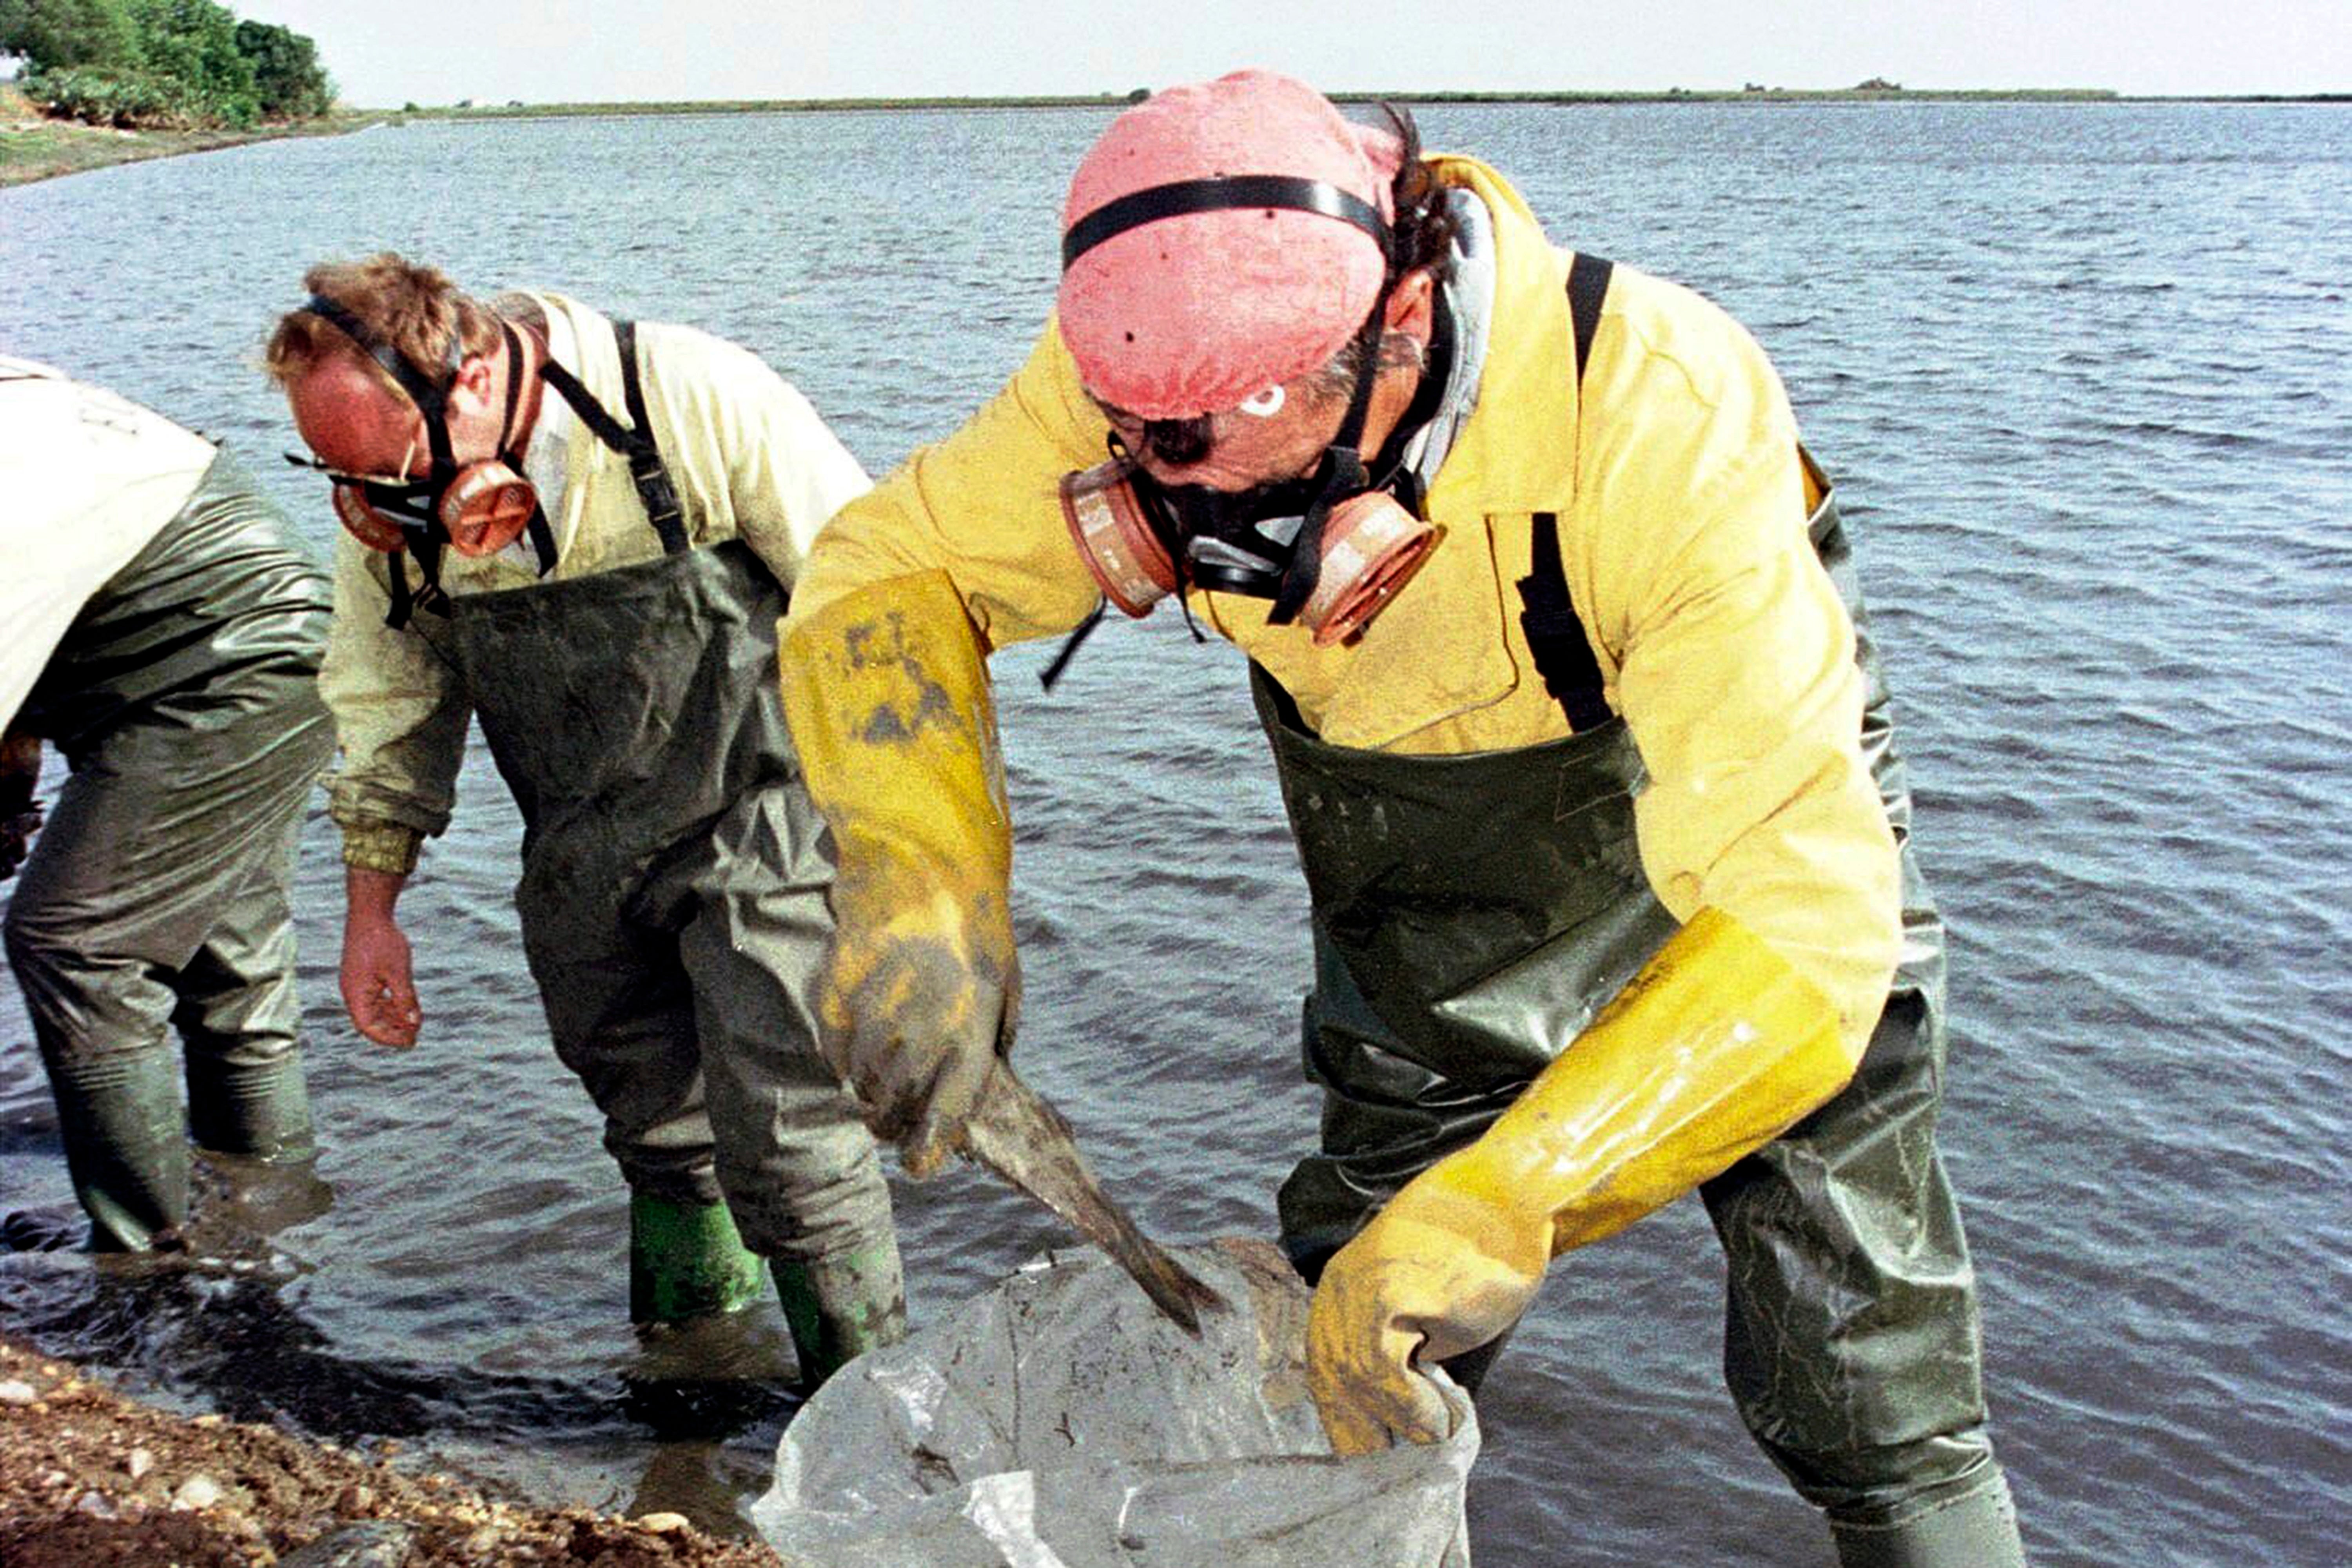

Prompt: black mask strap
xmin=1036 ymin=598 xmax=1109 ymax=692
xmin=386 ymin=550 xmax=417 ymax=629
xmin=380 ymin=530 xmax=451 ymax=632
xmin=1267 ymin=294 xmax=1388 ymax=626
xmin=298 ymin=296 xmax=477 ymax=626
xmin=1115 ymin=431 xmax=1218 ymax=645
xmin=490 ymin=320 xmax=558 ymax=576
xmin=1038 ymin=432 xmax=1209 ymax=693
xmin=302 ymin=294 xmax=462 ymax=475
xmin=1063 ymin=176 xmax=1390 ymax=270
xmin=523 ymin=507 xmax=557 ymax=578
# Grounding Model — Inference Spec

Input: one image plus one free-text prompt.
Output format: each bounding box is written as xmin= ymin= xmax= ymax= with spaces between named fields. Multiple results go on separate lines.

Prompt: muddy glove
xmin=0 ymin=732 xmax=42 ymax=882
xmin=780 ymin=569 xmax=1016 ymax=1178
xmin=1307 ymin=907 xmax=1853 ymax=1455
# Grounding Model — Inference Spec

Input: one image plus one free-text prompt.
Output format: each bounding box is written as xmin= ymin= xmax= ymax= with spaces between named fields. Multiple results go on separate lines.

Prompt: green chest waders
xmin=399 ymin=325 xmax=902 ymax=1377
xmin=5 ymin=450 xmax=332 ymax=1251
xmin=1259 ymin=258 xmax=2022 ymax=1563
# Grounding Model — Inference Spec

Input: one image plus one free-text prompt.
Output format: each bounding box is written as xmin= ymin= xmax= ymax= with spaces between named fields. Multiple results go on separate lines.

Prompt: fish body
xmin=960 ymin=1061 xmax=1225 ymax=1335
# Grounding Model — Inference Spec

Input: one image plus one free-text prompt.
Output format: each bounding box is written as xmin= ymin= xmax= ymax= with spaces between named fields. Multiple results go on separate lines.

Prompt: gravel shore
xmin=0 ymin=1332 xmax=786 ymax=1567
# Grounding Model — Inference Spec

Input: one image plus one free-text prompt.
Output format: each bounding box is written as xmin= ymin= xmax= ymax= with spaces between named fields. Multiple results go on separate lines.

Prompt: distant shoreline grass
xmin=383 ymin=87 xmax=2348 ymax=120
xmin=7 ymin=87 xmax=2343 ymax=189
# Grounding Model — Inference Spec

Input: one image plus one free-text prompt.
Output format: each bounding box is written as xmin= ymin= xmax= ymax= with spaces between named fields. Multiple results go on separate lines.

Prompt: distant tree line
xmin=1 ymin=0 xmax=334 ymax=128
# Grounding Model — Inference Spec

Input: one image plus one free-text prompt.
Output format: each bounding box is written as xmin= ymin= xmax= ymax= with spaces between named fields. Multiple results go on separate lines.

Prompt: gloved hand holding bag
xmin=1307 ymin=907 xmax=1853 ymax=1454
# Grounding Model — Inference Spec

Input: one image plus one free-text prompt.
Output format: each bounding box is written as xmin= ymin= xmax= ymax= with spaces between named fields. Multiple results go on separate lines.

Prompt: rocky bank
xmin=0 ymin=1332 xmax=786 ymax=1567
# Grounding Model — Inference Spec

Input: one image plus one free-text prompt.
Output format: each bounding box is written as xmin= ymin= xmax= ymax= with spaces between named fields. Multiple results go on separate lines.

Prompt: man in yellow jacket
xmin=269 ymin=254 xmax=902 ymax=1389
xmin=780 ymin=71 xmax=2024 ymax=1563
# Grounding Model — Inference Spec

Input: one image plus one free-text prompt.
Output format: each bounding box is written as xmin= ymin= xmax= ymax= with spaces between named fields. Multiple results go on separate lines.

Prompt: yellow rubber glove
xmin=780 ymin=569 xmax=1017 ymax=1178
xmin=1306 ymin=907 xmax=1853 ymax=1454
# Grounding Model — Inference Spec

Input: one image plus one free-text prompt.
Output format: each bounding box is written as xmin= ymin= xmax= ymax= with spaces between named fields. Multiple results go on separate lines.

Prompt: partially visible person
xmin=265 ymin=256 xmax=901 ymax=1387
xmin=2 ymin=356 xmax=333 ymax=1252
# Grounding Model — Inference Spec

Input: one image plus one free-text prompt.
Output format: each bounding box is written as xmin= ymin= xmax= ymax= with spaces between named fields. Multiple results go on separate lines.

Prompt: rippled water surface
xmin=3 ymin=102 xmax=2348 ymax=1566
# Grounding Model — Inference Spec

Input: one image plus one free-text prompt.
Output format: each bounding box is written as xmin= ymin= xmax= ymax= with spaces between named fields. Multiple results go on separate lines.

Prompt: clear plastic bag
xmin=753 ymin=1238 xmax=1477 ymax=1567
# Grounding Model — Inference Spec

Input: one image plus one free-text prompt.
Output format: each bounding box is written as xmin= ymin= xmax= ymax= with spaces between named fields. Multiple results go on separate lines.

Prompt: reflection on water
xmin=3 ymin=101 xmax=2349 ymax=1565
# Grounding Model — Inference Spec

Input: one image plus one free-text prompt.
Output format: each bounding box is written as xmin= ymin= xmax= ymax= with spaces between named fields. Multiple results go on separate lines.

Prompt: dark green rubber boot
xmin=47 ymin=1048 xmax=190 ymax=1253
xmin=1832 ymin=1471 xmax=2028 ymax=1567
xmin=189 ymin=1053 xmax=316 ymax=1164
xmin=628 ymin=1194 xmax=766 ymax=1325
xmin=773 ymin=1234 xmax=909 ymax=1389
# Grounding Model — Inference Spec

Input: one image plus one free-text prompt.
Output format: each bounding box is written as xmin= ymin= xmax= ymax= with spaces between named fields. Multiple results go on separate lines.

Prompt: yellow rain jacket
xmin=322 ymin=294 xmax=871 ymax=872
xmin=789 ymin=156 xmax=1899 ymax=1063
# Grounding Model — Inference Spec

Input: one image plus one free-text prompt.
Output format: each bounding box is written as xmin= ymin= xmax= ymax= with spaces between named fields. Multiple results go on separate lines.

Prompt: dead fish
xmin=960 ymin=1060 xmax=1225 ymax=1336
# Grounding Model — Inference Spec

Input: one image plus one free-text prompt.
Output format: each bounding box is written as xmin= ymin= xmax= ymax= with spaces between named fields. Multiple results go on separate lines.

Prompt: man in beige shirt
xmin=268 ymin=255 xmax=900 ymax=1388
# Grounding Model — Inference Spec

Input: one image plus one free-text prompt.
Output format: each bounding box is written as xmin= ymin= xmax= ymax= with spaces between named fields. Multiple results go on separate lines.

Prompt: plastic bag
xmin=753 ymin=1238 xmax=1477 ymax=1568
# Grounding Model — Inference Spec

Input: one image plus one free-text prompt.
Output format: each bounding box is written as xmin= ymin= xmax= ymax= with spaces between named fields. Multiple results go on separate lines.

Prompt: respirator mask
xmin=1055 ymin=176 xmax=1440 ymax=649
xmin=1058 ymin=423 xmax=1436 ymax=648
xmin=288 ymin=294 xmax=546 ymax=564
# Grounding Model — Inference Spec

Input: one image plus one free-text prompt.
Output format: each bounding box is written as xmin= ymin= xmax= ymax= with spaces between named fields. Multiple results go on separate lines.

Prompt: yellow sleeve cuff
xmin=340 ymin=821 xmax=422 ymax=875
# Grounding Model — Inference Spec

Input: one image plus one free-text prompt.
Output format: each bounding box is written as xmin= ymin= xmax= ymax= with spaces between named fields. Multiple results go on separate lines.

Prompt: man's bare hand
xmin=2 ymin=731 xmax=44 ymax=881
xmin=342 ymin=866 xmax=421 ymax=1046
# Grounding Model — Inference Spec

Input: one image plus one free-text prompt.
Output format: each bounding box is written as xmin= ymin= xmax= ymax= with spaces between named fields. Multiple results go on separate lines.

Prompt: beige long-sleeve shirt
xmin=319 ymin=295 xmax=870 ymax=870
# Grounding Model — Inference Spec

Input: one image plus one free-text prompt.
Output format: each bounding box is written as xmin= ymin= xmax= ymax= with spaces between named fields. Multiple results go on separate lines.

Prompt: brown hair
xmin=264 ymin=252 xmax=502 ymax=392
xmin=1377 ymin=105 xmax=1459 ymax=288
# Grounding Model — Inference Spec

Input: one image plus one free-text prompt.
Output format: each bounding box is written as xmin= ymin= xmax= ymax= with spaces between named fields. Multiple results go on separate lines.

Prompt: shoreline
xmin=0 ymin=109 xmax=379 ymax=190
xmin=384 ymin=87 xmax=2352 ymax=123
xmin=7 ymin=87 xmax=2340 ymax=188
xmin=0 ymin=1330 xmax=783 ymax=1566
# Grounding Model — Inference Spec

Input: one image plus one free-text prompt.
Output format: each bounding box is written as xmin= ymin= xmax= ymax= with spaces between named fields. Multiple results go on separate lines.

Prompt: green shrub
xmin=5 ymin=0 xmax=332 ymax=126
xmin=122 ymin=0 xmax=254 ymax=120
xmin=232 ymin=19 xmax=330 ymax=118
xmin=19 ymin=63 xmax=181 ymax=126
xmin=0 ymin=0 xmax=141 ymax=71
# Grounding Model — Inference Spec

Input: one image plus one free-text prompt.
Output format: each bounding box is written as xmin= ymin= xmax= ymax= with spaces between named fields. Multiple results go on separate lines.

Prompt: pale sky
xmin=229 ymin=0 xmax=2348 ymax=107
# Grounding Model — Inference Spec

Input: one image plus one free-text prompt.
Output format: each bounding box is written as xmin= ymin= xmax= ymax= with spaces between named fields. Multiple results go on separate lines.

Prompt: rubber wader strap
xmin=382 ymin=521 xmax=458 ymax=631
xmin=1517 ymin=514 xmax=1613 ymax=733
xmin=1568 ymin=250 xmax=1612 ymax=383
xmin=613 ymin=321 xmax=689 ymax=555
xmin=493 ymin=321 xmax=559 ymax=577
xmin=536 ymin=319 xmax=690 ymax=556
xmin=1515 ymin=252 xmax=1616 ymax=732
xmin=386 ymin=548 xmax=414 ymax=629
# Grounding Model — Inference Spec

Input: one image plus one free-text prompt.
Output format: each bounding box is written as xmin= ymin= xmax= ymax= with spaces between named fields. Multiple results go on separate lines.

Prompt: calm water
xmin=3 ymin=102 xmax=2348 ymax=1566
